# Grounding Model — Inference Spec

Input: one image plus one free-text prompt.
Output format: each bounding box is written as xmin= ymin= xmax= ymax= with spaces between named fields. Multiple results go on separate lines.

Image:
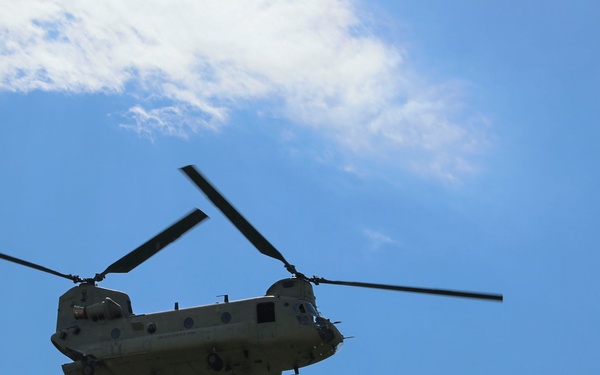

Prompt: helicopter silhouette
xmin=0 ymin=165 xmax=502 ymax=375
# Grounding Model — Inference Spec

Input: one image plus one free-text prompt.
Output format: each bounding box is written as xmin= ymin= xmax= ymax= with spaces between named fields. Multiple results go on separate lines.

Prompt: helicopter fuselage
xmin=52 ymin=278 xmax=343 ymax=375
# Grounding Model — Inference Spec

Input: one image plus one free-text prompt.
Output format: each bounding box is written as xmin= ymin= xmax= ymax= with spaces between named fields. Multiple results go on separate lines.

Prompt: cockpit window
xmin=304 ymin=302 xmax=319 ymax=317
xmin=294 ymin=301 xmax=321 ymax=325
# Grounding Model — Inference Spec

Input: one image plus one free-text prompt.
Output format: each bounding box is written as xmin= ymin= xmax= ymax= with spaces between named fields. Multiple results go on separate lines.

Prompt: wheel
xmin=207 ymin=353 xmax=224 ymax=371
xmin=82 ymin=363 xmax=94 ymax=375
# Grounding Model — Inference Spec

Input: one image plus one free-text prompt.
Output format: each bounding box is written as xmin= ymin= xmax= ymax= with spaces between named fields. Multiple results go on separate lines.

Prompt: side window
xmin=257 ymin=302 xmax=276 ymax=323
xmin=298 ymin=303 xmax=307 ymax=314
xmin=294 ymin=303 xmax=309 ymax=325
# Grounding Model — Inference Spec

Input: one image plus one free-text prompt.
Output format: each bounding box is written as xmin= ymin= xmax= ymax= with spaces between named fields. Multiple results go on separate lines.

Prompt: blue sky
xmin=1 ymin=1 xmax=599 ymax=374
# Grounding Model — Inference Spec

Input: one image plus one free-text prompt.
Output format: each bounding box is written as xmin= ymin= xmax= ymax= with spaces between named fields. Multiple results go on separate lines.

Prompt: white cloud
xmin=362 ymin=228 xmax=400 ymax=254
xmin=0 ymin=0 xmax=490 ymax=181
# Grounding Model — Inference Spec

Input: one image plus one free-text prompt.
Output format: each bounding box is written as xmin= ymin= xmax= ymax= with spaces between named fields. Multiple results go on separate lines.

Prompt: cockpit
xmin=294 ymin=300 xmax=338 ymax=343
xmin=294 ymin=300 xmax=321 ymax=325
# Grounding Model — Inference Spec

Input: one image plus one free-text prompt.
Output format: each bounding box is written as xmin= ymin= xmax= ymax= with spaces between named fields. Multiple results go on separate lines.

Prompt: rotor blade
xmin=312 ymin=277 xmax=503 ymax=302
xmin=97 ymin=208 xmax=208 ymax=279
xmin=180 ymin=165 xmax=297 ymax=274
xmin=0 ymin=252 xmax=80 ymax=282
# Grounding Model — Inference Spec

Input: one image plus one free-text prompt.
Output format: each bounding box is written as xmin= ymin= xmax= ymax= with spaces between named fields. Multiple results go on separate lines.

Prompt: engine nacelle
xmin=73 ymin=297 xmax=123 ymax=321
xmin=56 ymin=284 xmax=133 ymax=331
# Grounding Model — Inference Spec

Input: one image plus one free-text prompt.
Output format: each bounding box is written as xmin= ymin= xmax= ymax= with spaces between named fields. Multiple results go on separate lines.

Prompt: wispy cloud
xmin=362 ymin=228 xmax=400 ymax=254
xmin=0 ymin=0 xmax=490 ymax=181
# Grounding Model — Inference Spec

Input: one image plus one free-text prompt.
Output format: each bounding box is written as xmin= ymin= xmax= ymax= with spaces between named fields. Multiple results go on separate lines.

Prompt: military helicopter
xmin=0 ymin=165 xmax=503 ymax=375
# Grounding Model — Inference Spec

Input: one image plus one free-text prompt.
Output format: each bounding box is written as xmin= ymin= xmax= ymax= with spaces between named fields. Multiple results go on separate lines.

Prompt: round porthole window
xmin=147 ymin=322 xmax=157 ymax=334
xmin=111 ymin=328 xmax=121 ymax=340
xmin=221 ymin=312 xmax=232 ymax=324
xmin=184 ymin=317 xmax=194 ymax=329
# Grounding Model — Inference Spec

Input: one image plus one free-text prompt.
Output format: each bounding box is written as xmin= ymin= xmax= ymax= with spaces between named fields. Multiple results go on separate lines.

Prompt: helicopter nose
xmin=310 ymin=319 xmax=344 ymax=361
xmin=326 ymin=322 xmax=345 ymax=355
xmin=316 ymin=317 xmax=343 ymax=347
xmin=332 ymin=323 xmax=344 ymax=349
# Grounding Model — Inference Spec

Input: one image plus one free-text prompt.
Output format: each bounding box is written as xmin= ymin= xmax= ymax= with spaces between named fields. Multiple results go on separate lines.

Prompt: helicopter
xmin=0 ymin=165 xmax=503 ymax=375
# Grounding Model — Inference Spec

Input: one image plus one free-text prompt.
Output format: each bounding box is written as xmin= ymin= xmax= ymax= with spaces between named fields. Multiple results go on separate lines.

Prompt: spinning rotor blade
xmin=96 ymin=208 xmax=208 ymax=280
xmin=0 ymin=252 xmax=81 ymax=282
xmin=180 ymin=165 xmax=299 ymax=275
xmin=312 ymin=277 xmax=503 ymax=301
xmin=180 ymin=165 xmax=502 ymax=302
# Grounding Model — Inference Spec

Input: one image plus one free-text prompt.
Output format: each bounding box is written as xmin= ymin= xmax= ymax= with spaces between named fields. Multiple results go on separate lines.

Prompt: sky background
xmin=1 ymin=1 xmax=599 ymax=374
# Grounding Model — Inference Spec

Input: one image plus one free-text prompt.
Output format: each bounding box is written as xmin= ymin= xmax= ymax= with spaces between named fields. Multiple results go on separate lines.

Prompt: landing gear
xmin=82 ymin=362 xmax=94 ymax=375
xmin=60 ymin=358 xmax=97 ymax=375
xmin=207 ymin=353 xmax=224 ymax=371
xmin=81 ymin=355 xmax=98 ymax=375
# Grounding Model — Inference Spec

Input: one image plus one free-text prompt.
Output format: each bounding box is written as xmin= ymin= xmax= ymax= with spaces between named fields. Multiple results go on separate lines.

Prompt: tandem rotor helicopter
xmin=0 ymin=165 xmax=502 ymax=375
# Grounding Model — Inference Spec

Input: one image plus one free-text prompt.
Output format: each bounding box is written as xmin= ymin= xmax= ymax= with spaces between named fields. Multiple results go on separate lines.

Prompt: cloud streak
xmin=0 ymin=0 xmax=490 ymax=181
xmin=362 ymin=228 xmax=401 ymax=255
